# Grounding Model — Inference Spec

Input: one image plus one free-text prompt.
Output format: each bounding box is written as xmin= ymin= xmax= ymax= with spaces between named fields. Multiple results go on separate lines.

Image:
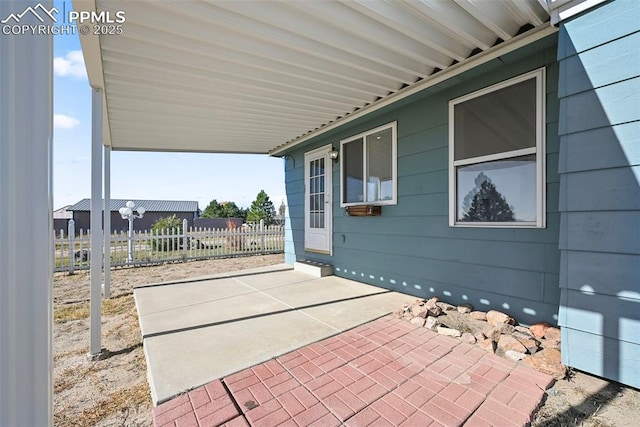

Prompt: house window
xmin=341 ymin=122 xmax=397 ymax=206
xmin=449 ymin=69 xmax=545 ymax=228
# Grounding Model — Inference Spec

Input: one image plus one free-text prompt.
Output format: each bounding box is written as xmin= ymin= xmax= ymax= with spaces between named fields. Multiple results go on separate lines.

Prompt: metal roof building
xmin=68 ymin=198 xmax=199 ymax=213
xmin=66 ymin=199 xmax=200 ymax=233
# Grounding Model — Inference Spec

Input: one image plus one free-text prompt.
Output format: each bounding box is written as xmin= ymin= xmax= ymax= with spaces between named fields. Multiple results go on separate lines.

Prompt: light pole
xmin=119 ymin=201 xmax=145 ymax=263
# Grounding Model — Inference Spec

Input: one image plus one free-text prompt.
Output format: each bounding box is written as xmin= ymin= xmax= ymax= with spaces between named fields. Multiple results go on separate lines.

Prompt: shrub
xmin=151 ymin=215 xmax=183 ymax=251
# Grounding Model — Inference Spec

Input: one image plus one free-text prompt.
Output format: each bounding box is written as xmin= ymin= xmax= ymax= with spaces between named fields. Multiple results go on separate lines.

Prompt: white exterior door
xmin=304 ymin=146 xmax=332 ymax=255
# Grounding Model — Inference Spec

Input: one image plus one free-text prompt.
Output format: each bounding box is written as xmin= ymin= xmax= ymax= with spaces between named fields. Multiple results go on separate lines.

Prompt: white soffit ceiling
xmin=79 ymin=0 xmax=551 ymax=154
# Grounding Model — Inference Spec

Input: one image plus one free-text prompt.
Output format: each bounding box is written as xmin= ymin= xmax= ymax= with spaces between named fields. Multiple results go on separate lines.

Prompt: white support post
xmin=0 ymin=1 xmax=53 ymax=424
xmin=103 ymin=146 xmax=111 ymax=298
xmin=183 ymin=219 xmax=188 ymax=260
xmin=89 ymin=88 xmax=104 ymax=358
xmin=68 ymin=219 xmax=76 ymax=275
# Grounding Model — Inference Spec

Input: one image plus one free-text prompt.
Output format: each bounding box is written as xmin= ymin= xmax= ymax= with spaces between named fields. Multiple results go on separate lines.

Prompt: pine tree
xmin=247 ymin=190 xmax=276 ymax=225
xmin=462 ymin=178 xmax=515 ymax=222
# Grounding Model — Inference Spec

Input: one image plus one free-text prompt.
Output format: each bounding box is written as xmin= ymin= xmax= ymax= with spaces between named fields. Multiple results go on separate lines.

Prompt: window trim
xmin=340 ymin=121 xmax=398 ymax=207
xmin=448 ymin=68 xmax=546 ymax=228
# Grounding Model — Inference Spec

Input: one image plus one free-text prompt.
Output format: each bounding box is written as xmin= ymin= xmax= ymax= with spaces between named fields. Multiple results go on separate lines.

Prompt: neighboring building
xmin=273 ymin=1 xmax=640 ymax=389
xmin=52 ymin=205 xmax=73 ymax=231
xmin=68 ymin=199 xmax=200 ymax=232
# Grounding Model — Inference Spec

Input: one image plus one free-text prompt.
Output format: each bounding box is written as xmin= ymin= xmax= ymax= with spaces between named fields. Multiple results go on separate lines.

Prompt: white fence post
xmin=68 ymin=220 xmax=75 ymax=275
xmin=260 ymin=219 xmax=265 ymax=251
xmin=182 ymin=219 xmax=188 ymax=260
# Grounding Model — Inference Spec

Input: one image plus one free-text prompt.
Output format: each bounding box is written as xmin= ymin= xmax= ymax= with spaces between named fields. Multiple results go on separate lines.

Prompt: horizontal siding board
xmin=397 ymin=147 xmax=447 ymax=178
xmin=546 ymin=89 xmax=560 ymax=125
xmin=547 ymin=154 xmax=560 ymax=184
xmin=394 ymin=96 xmax=448 ymax=137
xmin=330 ymin=247 xmax=545 ymax=302
xmin=546 ymin=182 xmax=560 ymax=213
xmin=336 ymin=233 xmax=556 ymax=273
xmin=557 ymin=0 xmax=640 ymax=59
xmin=385 ymin=193 xmax=449 ymax=217
xmin=559 ymin=76 xmax=640 ymax=135
xmin=333 ymin=213 xmax=561 ymax=244
xmin=559 ymin=289 xmax=640 ymax=343
xmin=398 ymin=170 xmax=447 ymax=197
xmin=286 ymin=179 xmax=304 ymax=195
xmin=547 ymin=122 xmax=560 ymax=154
xmin=561 ymin=211 xmax=640 ymax=254
xmin=561 ymin=166 xmax=640 ymax=211
xmin=562 ymin=251 xmax=640 ymax=296
xmin=330 ymin=259 xmax=559 ymax=326
xmin=545 ymin=60 xmax=559 ymax=94
xmin=398 ymin=125 xmax=448 ymax=158
xmin=561 ymin=328 xmax=640 ymax=389
xmin=559 ymin=121 xmax=640 ymax=173
xmin=543 ymin=273 xmax=561 ymax=304
xmin=559 ymin=31 xmax=640 ymax=97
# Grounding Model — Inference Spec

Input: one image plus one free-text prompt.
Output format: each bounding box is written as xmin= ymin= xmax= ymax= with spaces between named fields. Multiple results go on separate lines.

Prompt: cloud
xmin=53 ymin=50 xmax=87 ymax=79
xmin=54 ymin=114 xmax=80 ymax=129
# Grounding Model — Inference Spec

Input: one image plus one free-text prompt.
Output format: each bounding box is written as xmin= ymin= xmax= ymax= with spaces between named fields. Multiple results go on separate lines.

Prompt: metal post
xmin=103 ymin=146 xmax=111 ymax=298
xmin=127 ymin=215 xmax=134 ymax=263
xmin=89 ymin=88 xmax=104 ymax=358
xmin=68 ymin=219 xmax=75 ymax=275
xmin=0 ymin=1 xmax=53 ymax=424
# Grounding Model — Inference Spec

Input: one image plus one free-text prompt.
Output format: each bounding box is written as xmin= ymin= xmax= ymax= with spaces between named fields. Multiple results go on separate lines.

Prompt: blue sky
xmin=52 ymin=11 xmax=285 ymax=211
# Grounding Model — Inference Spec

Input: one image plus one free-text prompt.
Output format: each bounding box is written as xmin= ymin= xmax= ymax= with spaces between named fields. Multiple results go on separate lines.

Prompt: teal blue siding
xmin=557 ymin=0 xmax=640 ymax=56
xmin=561 ymin=329 xmax=640 ymax=388
xmin=283 ymin=35 xmax=561 ymax=326
xmin=557 ymin=0 xmax=640 ymax=389
xmin=560 ymin=122 xmax=640 ymax=172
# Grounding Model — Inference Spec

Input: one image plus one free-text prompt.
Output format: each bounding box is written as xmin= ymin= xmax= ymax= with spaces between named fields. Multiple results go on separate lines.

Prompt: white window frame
xmin=340 ymin=121 xmax=398 ymax=207
xmin=448 ymin=68 xmax=546 ymax=228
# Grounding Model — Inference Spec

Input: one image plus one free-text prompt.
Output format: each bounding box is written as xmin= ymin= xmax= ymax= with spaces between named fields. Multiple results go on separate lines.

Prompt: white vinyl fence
xmin=54 ymin=219 xmax=284 ymax=273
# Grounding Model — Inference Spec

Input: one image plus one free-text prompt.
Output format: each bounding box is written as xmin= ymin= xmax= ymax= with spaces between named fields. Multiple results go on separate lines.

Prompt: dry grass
xmin=530 ymin=366 xmax=636 ymax=427
xmin=54 ymin=254 xmax=285 ymax=427
xmin=54 ymin=383 xmax=151 ymax=427
xmin=54 ymin=302 xmax=90 ymax=323
xmin=54 ymin=293 xmax=135 ymax=323
xmin=54 ymin=364 xmax=100 ymax=394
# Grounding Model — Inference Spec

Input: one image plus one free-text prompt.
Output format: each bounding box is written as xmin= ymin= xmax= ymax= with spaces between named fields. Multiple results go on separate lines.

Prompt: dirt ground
xmin=54 ymin=255 xmax=639 ymax=426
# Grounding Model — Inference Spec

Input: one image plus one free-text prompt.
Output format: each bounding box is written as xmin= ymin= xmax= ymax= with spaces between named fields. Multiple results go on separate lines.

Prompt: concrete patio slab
xmin=134 ymin=265 xmax=412 ymax=405
xmin=138 ymin=289 xmax=291 ymax=337
xmin=265 ymin=276 xmax=389 ymax=308
xmin=135 ymin=277 xmax=254 ymax=318
xmin=299 ymin=291 xmax=410 ymax=331
xmin=232 ymin=269 xmax=319 ymax=291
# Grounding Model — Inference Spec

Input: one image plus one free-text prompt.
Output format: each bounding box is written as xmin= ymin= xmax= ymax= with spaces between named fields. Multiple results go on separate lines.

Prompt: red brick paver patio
xmin=153 ymin=316 xmax=553 ymax=426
